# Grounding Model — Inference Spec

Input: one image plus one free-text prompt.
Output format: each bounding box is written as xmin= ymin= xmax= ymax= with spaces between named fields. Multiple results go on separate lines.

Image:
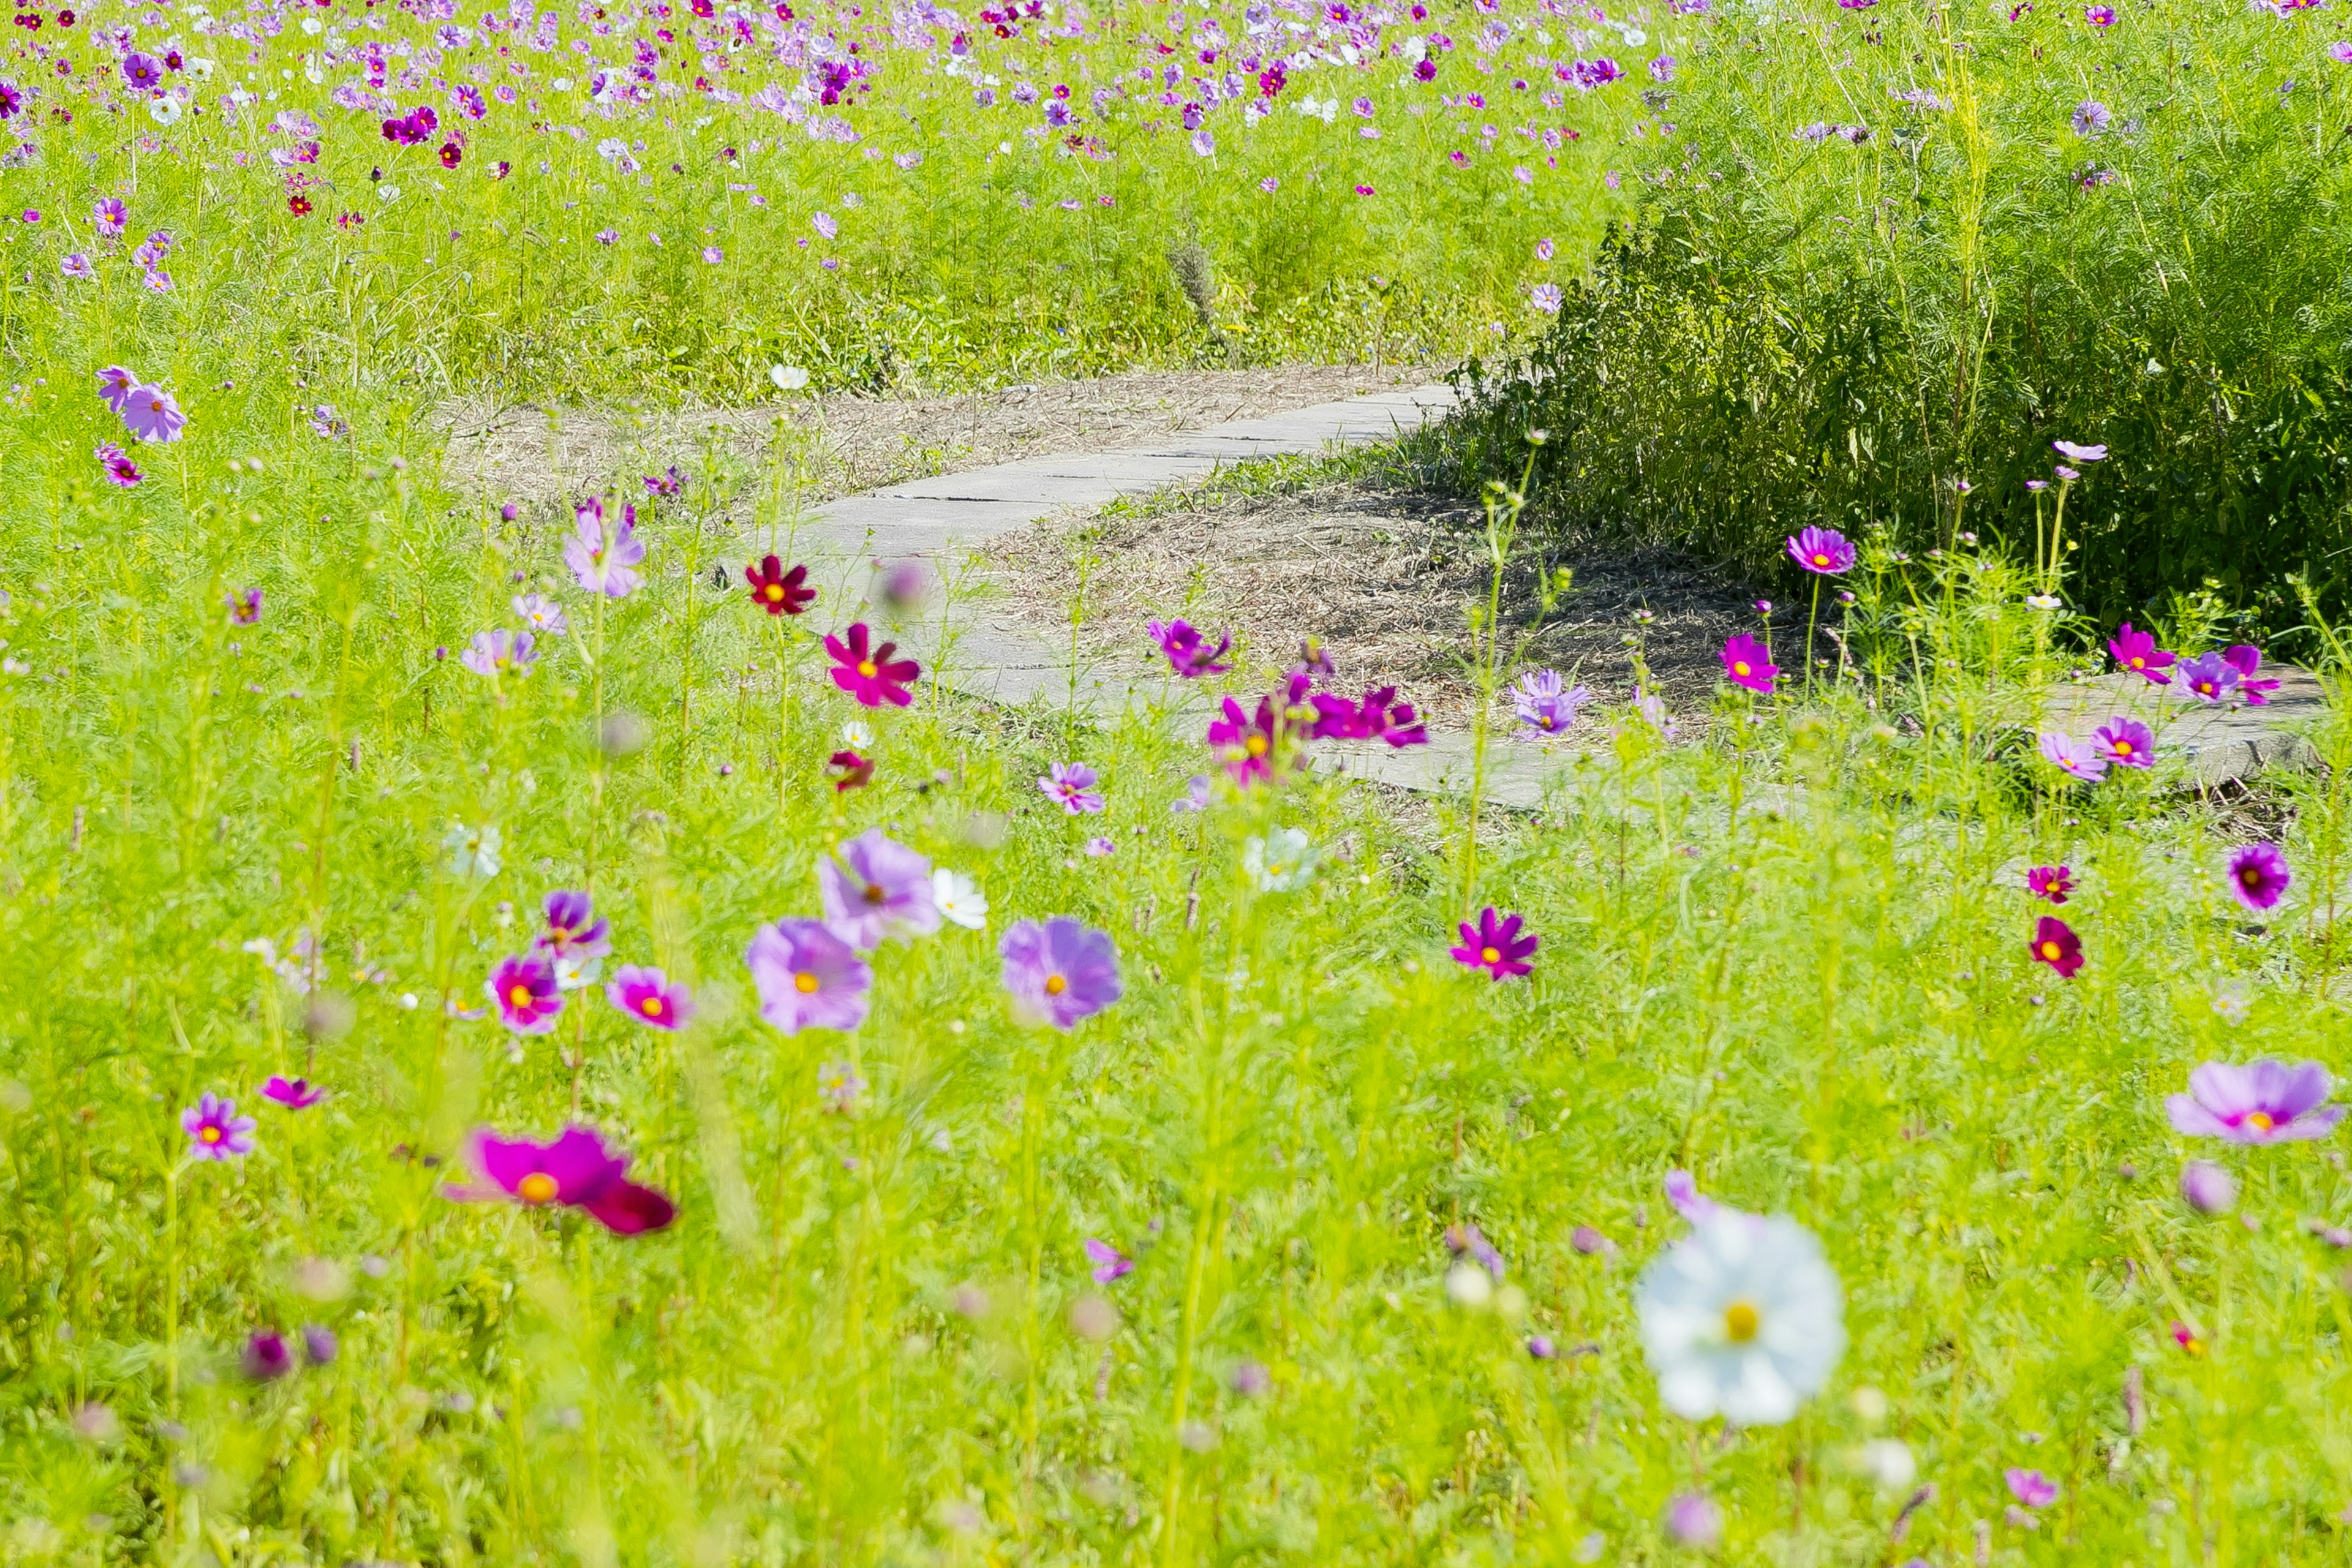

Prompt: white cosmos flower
xmin=1635 ymin=1211 xmax=1845 ymax=1426
xmin=1243 ymin=828 xmax=1318 ymax=893
xmin=840 ymin=719 xmax=874 ymax=749
xmin=771 ymin=364 xmax=810 ymax=392
xmin=149 ymin=96 xmax=184 ymax=124
xmin=551 ymin=954 xmax=600 ymax=992
xmin=442 ymin=821 xmax=502 ymax=878
xmin=932 ymin=869 xmax=988 ymax=930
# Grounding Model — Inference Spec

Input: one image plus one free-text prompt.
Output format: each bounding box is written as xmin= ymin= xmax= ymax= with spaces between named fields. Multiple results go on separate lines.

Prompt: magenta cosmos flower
xmin=227 ymin=587 xmax=262 ymax=625
xmin=261 ymin=1074 xmax=325 ymax=1109
xmin=1000 ymin=916 xmax=1121 ymax=1028
xmin=2225 ymin=842 xmax=2290 ymax=911
xmin=486 ymin=952 xmax=564 ymax=1034
xmin=2108 ymin=622 xmax=2173 ymax=684
xmin=534 ymin=889 xmax=612 ymax=959
xmin=2175 ymin=652 xmax=2239 ymax=704
xmin=1085 ymin=1237 xmax=1134 ymax=1283
xmin=2027 ymin=915 xmax=2083 ymax=979
xmin=2092 ymin=717 xmax=2154 ymax=769
xmin=1720 ymin=633 xmax=1776 ymax=695
xmin=447 ymin=1125 xmax=676 ymax=1234
xmin=565 ymin=497 xmax=646 ymax=597
xmin=2220 ymin=644 xmax=2280 ymax=705
xmin=1784 ymin=527 xmax=1855 ymax=575
xmin=1312 ymin=685 xmax=1430 ymax=747
xmin=1149 ymin=617 xmax=1232 ymax=677
xmin=2026 ymin=864 xmax=2074 ymax=905
xmin=747 ymin=917 xmax=873 ymax=1033
xmin=606 ymin=965 xmax=694 ymax=1030
xmin=2167 ymin=1059 xmax=2343 ymax=1144
xmin=1207 ymin=693 xmax=1291 ymax=785
xmin=183 ymin=1092 xmax=257 ymax=1160
xmin=119 ymin=382 xmax=186 ymax=443
xmin=1039 ymin=761 xmax=1106 ymax=814
xmin=824 ymin=622 xmax=921 ymax=707
xmin=2005 ymin=1468 xmax=2057 ymax=1508
xmin=95 ymin=441 xmax=143 ymax=486
xmin=818 ymin=828 xmax=941 ymax=949
xmin=1451 ymin=907 xmax=1538 ymax=980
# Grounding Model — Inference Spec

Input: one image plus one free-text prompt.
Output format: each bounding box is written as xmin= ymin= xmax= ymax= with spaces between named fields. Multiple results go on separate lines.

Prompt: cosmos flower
xmin=2225 ymin=842 xmax=2290 ymax=911
xmin=2071 ymin=99 xmax=2111 ymax=135
xmin=1170 ymin=774 xmax=1215 ymax=813
xmin=119 ymin=382 xmax=185 ymax=443
xmin=2027 ymin=915 xmax=2083 ymax=979
xmin=513 ymin=594 xmax=567 ymax=635
xmin=2174 ymin=652 xmax=2239 ymax=703
xmin=745 ymin=554 xmax=816 ymax=615
xmin=1244 ymin=827 xmax=1319 ymax=892
xmin=95 ymin=441 xmax=143 ymax=486
xmin=1148 ymin=617 xmax=1232 ymax=678
xmin=2006 ymin=1469 xmax=2057 ymax=1509
xmin=747 ymin=917 xmax=873 ymax=1035
xmin=443 ymin=822 xmax=501 ymax=877
xmin=2038 ymin=731 xmax=2109 ymax=782
xmin=606 ymin=965 xmax=694 ymax=1030
xmin=61 ymin=252 xmax=94 ymax=280
xmin=2219 ymin=644 xmax=2280 ymax=705
xmin=1511 ymin=668 xmax=1590 ymax=736
xmin=1720 ymin=633 xmax=1777 ymax=695
xmin=459 ymin=628 xmax=538 ymax=678
xmin=1311 ymin=685 xmax=1430 ymax=747
xmin=1084 ymin=1237 xmax=1134 ymax=1283
xmin=260 ymin=1075 xmax=325 ymax=1109
xmin=1785 ymin=526 xmax=1855 ymax=575
xmin=1665 ymin=1494 xmax=1723 ymax=1547
xmin=2108 ymin=622 xmax=2173 ymax=684
xmin=486 ymin=952 xmax=564 ymax=1034
xmin=826 ymin=749 xmax=873 ymax=791
xmin=2026 ymin=865 xmax=2074 ymax=904
xmin=2166 ymin=1059 xmax=2342 ymax=1144
xmin=242 ymin=1331 xmax=295 ymax=1382
xmin=2179 ymin=1159 xmax=2236 ymax=1215
xmin=2092 ymin=717 xmax=2154 ymax=768
xmin=94 ymin=197 xmax=127 ymax=237
xmin=1529 ymin=282 xmax=1562 ymax=313
xmin=1039 ymin=761 xmax=1106 ymax=814
xmin=999 ymin=916 xmax=1121 ymax=1029
xmin=182 ymin=1093 xmax=257 ymax=1160
xmin=2051 ymin=440 xmax=2107 ymax=462
xmin=824 ymin=622 xmax=921 ymax=707
xmin=1635 ymin=1210 xmax=1845 ymax=1426
xmin=932 ymin=868 xmax=989 ymax=929
xmin=1450 ymin=906 xmax=1537 ymax=980
xmin=123 ymin=51 xmax=163 ymax=91
xmin=819 ymin=829 xmax=941 ymax=949
xmin=446 ymin=1124 xmax=676 ymax=1234
xmin=1208 ymin=693 xmax=1292 ymax=785
xmin=564 ymin=497 xmax=646 ymax=598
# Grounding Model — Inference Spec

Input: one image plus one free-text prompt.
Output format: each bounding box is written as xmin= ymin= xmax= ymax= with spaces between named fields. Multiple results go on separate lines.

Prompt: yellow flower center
xmin=2241 ymin=867 xmax=2262 ymax=886
xmin=1044 ymin=974 xmax=1068 ymax=996
xmin=857 ymin=659 xmax=878 ymax=677
xmin=763 ymin=583 xmax=783 ymax=600
xmin=517 ymin=1172 xmax=558 ymax=1204
xmin=1245 ymin=734 xmax=1268 ymax=756
xmin=508 ymin=984 xmax=533 ymax=1007
xmin=793 ymin=971 xmax=820 ymax=994
xmin=2130 ymin=656 xmax=2145 ymax=668
xmin=1811 ymin=552 xmax=1830 ymax=567
xmin=200 ymin=1125 xmax=222 ymax=1143
xmin=2039 ymin=940 xmax=2062 ymax=961
xmin=1732 ymin=660 xmax=1751 ymax=677
xmin=2114 ymin=741 xmax=2133 ymax=755
xmin=2247 ymin=1110 xmax=2274 ymax=1131
xmin=1724 ymin=1300 xmax=1760 ymax=1343
xmin=641 ymin=996 xmax=663 ymax=1017
xmin=1480 ymin=946 xmax=1501 ymax=963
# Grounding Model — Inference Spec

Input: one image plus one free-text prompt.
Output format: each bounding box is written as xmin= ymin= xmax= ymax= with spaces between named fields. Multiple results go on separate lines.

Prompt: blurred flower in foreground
xmin=820 ymin=830 xmax=939 ymax=949
xmin=1636 ymin=1210 xmax=1845 ymax=1425
xmin=2166 ymin=1059 xmax=2340 ymax=1143
xmin=261 ymin=1075 xmax=324 ymax=1110
xmin=1244 ymin=827 xmax=1318 ymax=892
xmin=445 ymin=1124 xmax=676 ymax=1234
xmin=443 ymin=822 xmax=501 ymax=876
xmin=1084 ymin=1238 xmax=1133 ymax=1283
xmin=1664 ymin=1493 xmax=1722 ymax=1547
xmin=1000 ymin=916 xmax=1120 ymax=1028
xmin=2179 ymin=1159 xmax=2236 ymax=1215
xmin=747 ymin=918 xmax=873 ymax=1034
xmin=606 ymin=965 xmax=693 ymax=1031
xmin=242 ymin=1330 xmax=295 ymax=1382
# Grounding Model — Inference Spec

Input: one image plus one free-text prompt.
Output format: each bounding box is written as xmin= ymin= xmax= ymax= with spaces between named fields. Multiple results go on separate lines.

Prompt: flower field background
xmin=12 ymin=0 xmax=2352 ymax=1560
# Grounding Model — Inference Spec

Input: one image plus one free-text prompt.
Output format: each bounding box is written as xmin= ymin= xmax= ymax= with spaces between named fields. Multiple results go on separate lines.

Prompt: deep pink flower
xmin=1313 ymin=685 xmax=1430 ymax=747
xmin=1450 ymin=906 xmax=1537 ymax=980
xmin=2026 ymin=864 xmax=2073 ymax=904
xmin=1785 ymin=526 xmax=1855 ymax=575
xmin=242 ymin=1330 xmax=295 ymax=1381
xmin=824 ymin=622 xmax=921 ymax=707
xmin=447 ymin=1124 xmax=676 ymax=1233
xmin=226 ymin=587 xmax=262 ymax=625
xmin=534 ymin=890 xmax=612 ymax=960
xmin=1148 ymin=617 xmax=1232 ymax=677
xmin=747 ymin=917 xmax=872 ymax=1034
xmin=745 ymin=554 xmax=815 ymax=615
xmin=486 ymin=952 xmax=564 ymax=1034
xmin=2167 ymin=1058 xmax=2342 ymax=1143
xmin=826 ymin=749 xmax=873 ymax=790
xmin=182 ymin=1092 xmax=256 ymax=1159
xmin=1207 ymin=693 xmax=1292 ymax=785
xmin=260 ymin=1074 xmax=325 ymax=1109
xmin=2220 ymin=644 xmax=2280 ymax=706
xmin=2108 ymin=622 xmax=2173 ymax=684
xmin=1719 ymin=633 xmax=1777 ymax=694
xmin=818 ymin=829 xmax=940 ymax=949
xmin=2028 ymin=915 xmax=2082 ymax=979
xmin=2005 ymin=1468 xmax=2056 ymax=1509
xmin=2225 ymin=842 xmax=2290 ymax=911
xmin=606 ymin=965 xmax=694 ymax=1030
xmin=2092 ymin=717 xmax=2154 ymax=768
xmin=95 ymin=440 xmax=142 ymax=486
xmin=1084 ymin=1237 xmax=1134 ymax=1283
xmin=1000 ymin=916 xmax=1121 ymax=1028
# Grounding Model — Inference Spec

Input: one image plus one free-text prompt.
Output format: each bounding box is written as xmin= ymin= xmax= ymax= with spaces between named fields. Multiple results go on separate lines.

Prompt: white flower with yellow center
xmin=1636 ymin=1211 xmax=1845 ymax=1426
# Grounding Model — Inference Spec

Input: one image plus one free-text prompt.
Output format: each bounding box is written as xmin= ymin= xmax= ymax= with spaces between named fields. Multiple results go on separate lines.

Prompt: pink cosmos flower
xmin=2026 ymin=864 xmax=2073 ymax=905
xmin=2107 ymin=622 xmax=2173 ymax=684
xmin=2180 ymin=1159 xmax=2236 ymax=1215
xmin=1148 ymin=617 xmax=1232 ymax=678
xmin=1719 ymin=633 xmax=1777 ymax=694
xmin=606 ymin=965 xmax=694 ymax=1030
xmin=94 ymin=440 xmax=142 ymax=486
xmin=446 ymin=1124 xmax=676 ymax=1233
xmin=486 ymin=952 xmax=564 ymax=1034
xmin=2038 ymin=731 xmax=2108 ymax=782
xmin=460 ymin=628 xmax=538 ymax=677
xmin=564 ymin=496 xmax=646 ymax=597
xmin=747 ymin=917 xmax=872 ymax=1034
xmin=1040 ymin=761 xmax=1106 ymax=814
xmin=1450 ymin=906 xmax=1537 ymax=980
xmin=2005 ymin=1469 xmax=2057 ymax=1509
xmin=2092 ymin=717 xmax=2154 ymax=768
xmin=182 ymin=1092 xmax=257 ymax=1159
xmin=818 ymin=829 xmax=941 ymax=949
xmin=1084 ymin=1237 xmax=1134 ymax=1283
xmin=2220 ymin=644 xmax=2280 ymax=705
xmin=261 ymin=1074 xmax=325 ymax=1109
xmin=2225 ymin=842 xmax=2290 ymax=911
xmin=1207 ymin=693 xmax=1292 ymax=785
xmin=1785 ymin=526 xmax=1855 ymax=575
xmin=824 ymin=622 xmax=921 ymax=707
xmin=1000 ymin=916 xmax=1121 ymax=1028
xmin=2166 ymin=1059 xmax=2342 ymax=1144
xmin=119 ymin=382 xmax=184 ymax=443
xmin=2027 ymin=915 xmax=2082 ymax=979
xmin=2174 ymin=652 xmax=2239 ymax=703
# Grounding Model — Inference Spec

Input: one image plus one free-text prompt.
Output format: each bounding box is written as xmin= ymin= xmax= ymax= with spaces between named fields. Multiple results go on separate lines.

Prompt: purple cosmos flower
xmin=224 ymin=587 xmax=262 ymax=625
xmin=2027 ymin=915 xmax=2083 ymax=979
xmin=1148 ymin=617 xmax=1232 ymax=677
xmin=1040 ymin=761 xmax=1107 ymax=814
xmin=2220 ymin=644 xmax=2280 ymax=705
xmin=1171 ymin=774 xmax=1213 ymax=813
xmin=2085 ymin=2 xmax=2114 ymax=19
xmin=2054 ymin=464 xmax=2079 ymax=483
xmin=446 ymin=1124 xmax=676 ymax=1233
xmin=2108 ymin=622 xmax=2174 ymax=684
xmin=460 ymin=628 xmax=538 ymax=677
xmin=62 ymin=252 xmax=94 ymax=280
xmin=2005 ymin=1469 xmax=2057 ymax=1509
xmin=818 ymin=829 xmax=941 ymax=949
xmin=242 ymin=1330 xmax=295 ymax=1382
xmin=95 ymin=441 xmax=142 ymax=486
xmin=301 ymin=1325 xmax=338 ymax=1365
xmin=486 ymin=952 xmax=564 ymax=1035
xmin=2332 ymin=40 xmax=2352 ymax=62
xmin=824 ymin=622 xmax=921 ymax=707
xmin=535 ymin=890 xmax=612 ymax=960
xmin=2038 ymin=731 xmax=2109 ymax=782
xmin=2180 ymin=1159 xmax=2236 ymax=1215
xmin=1084 ymin=1237 xmax=1134 ymax=1283
xmin=564 ymin=497 xmax=646 ymax=597
xmin=1665 ymin=1494 xmax=1722 ymax=1548
xmin=1450 ymin=906 xmax=1537 ymax=980
xmin=182 ymin=1093 xmax=257 ymax=1160
xmin=93 ymin=197 xmax=127 ymax=237
xmin=261 ymin=1074 xmax=325 ymax=1109
xmin=2071 ymin=99 xmax=2110 ymax=135
xmin=747 ymin=917 xmax=873 ymax=1034
xmin=1512 ymin=669 xmax=1591 ymax=735
xmin=2167 ymin=1058 xmax=2342 ymax=1143
xmin=2225 ymin=842 xmax=2290 ymax=911
xmin=2175 ymin=652 xmax=2240 ymax=703
xmin=513 ymin=593 xmax=567 ymax=635
xmin=606 ymin=965 xmax=693 ymax=1030
xmin=123 ymin=51 xmax=163 ymax=91
xmin=2092 ymin=717 xmax=2154 ymax=768
xmin=644 ymin=465 xmax=685 ymax=499
xmin=2026 ymin=864 xmax=2074 ymax=905
xmin=1721 ymin=633 xmax=1777 ymax=694
xmin=1785 ymin=526 xmax=1855 ymax=575
xmin=119 ymin=382 xmax=184 ymax=443
xmin=1000 ymin=916 xmax=1121 ymax=1028
xmin=1529 ymin=282 xmax=1562 ymax=314
xmin=1445 ymin=1223 xmax=1507 ymax=1280
xmin=1084 ymin=835 xmax=1116 ymax=856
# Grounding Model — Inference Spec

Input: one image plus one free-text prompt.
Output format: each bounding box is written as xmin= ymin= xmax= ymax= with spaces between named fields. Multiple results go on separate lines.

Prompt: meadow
xmin=10 ymin=0 xmax=2352 ymax=1561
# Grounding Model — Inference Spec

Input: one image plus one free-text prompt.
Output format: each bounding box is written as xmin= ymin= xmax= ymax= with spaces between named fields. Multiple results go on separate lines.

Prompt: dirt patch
xmin=982 ymin=469 xmax=1767 ymax=733
xmin=432 ymin=366 xmax=1438 ymax=513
